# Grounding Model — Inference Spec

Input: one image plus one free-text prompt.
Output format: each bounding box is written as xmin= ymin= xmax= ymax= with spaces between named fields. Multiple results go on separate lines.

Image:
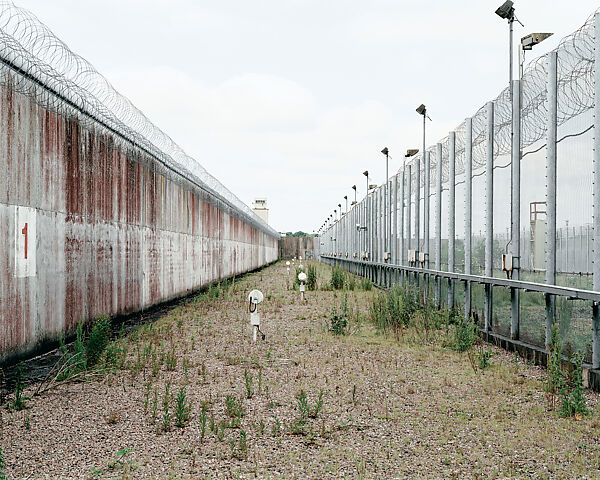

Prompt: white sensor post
xmin=298 ymin=272 xmax=307 ymax=301
xmin=286 ymin=260 xmax=290 ymax=275
xmin=248 ymin=289 xmax=265 ymax=342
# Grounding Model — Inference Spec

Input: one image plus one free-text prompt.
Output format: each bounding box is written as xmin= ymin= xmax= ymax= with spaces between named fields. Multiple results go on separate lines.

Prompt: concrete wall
xmin=278 ymin=236 xmax=317 ymax=259
xmin=0 ymin=71 xmax=278 ymax=362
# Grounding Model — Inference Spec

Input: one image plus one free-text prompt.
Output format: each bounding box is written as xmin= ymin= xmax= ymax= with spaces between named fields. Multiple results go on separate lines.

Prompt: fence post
xmin=393 ymin=174 xmax=398 ymax=283
xmin=425 ymin=150 xmax=431 ymax=297
xmin=546 ymin=50 xmax=558 ymax=349
xmin=400 ymin=165 xmax=405 ymax=284
xmin=593 ymin=13 xmax=600 ymax=369
xmin=436 ymin=142 xmax=443 ymax=308
xmin=407 ymin=164 xmax=412 ymax=254
xmin=416 ymin=155 xmax=421 ymax=262
xmin=511 ymin=78 xmax=521 ymax=340
xmin=465 ymin=118 xmax=473 ymax=321
xmin=448 ymin=131 xmax=456 ymax=310
xmin=485 ymin=101 xmax=494 ymax=332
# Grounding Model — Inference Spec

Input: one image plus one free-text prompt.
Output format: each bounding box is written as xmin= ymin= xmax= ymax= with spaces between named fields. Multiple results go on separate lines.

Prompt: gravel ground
xmin=3 ymin=260 xmax=600 ymax=479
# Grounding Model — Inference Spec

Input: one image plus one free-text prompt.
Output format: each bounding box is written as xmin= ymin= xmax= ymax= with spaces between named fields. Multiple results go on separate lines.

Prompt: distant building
xmin=253 ymin=197 xmax=269 ymax=224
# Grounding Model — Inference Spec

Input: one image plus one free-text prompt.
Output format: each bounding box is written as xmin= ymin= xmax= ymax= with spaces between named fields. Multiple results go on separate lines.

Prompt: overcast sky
xmin=13 ymin=0 xmax=600 ymax=233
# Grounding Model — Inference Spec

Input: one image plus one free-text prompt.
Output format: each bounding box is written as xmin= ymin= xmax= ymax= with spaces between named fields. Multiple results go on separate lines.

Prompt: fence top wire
xmin=0 ymin=1 xmax=279 ymax=238
xmin=398 ymin=8 xmax=598 ymax=183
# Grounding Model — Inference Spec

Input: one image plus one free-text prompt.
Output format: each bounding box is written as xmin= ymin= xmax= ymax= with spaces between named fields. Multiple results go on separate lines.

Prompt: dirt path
xmin=3 ymin=261 xmax=600 ymax=479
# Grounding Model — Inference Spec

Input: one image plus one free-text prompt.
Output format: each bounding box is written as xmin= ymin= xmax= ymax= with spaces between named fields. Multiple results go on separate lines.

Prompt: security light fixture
xmin=369 ymin=184 xmax=377 ymax=190
xmin=405 ymin=149 xmax=419 ymax=157
xmin=352 ymin=185 xmax=356 ymax=191
xmin=416 ymin=104 xmax=426 ymax=115
xmin=381 ymin=147 xmax=389 ymax=156
xmin=521 ymin=32 xmax=552 ymax=50
xmin=363 ymin=170 xmax=369 ymax=177
xmin=495 ymin=0 xmax=515 ymax=20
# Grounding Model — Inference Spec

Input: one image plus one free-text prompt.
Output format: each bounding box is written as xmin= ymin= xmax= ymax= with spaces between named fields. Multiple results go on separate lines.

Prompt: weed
xmin=225 ymin=395 xmax=244 ymax=428
xmin=86 ymin=315 xmax=111 ymax=369
xmin=328 ymin=294 xmax=349 ymax=335
xmin=11 ymin=362 xmax=29 ymax=411
xmin=199 ymin=404 xmax=208 ymax=442
xmin=369 ymin=285 xmax=417 ymax=339
xmin=209 ymin=413 xmax=216 ymax=433
xmin=271 ymin=417 xmax=282 ymax=436
xmin=230 ymin=430 xmax=248 ymax=459
xmin=307 ymin=264 xmax=318 ymax=291
xmin=296 ymin=389 xmax=324 ymax=425
xmin=545 ymin=322 xmax=563 ymax=411
xmin=174 ymin=386 xmax=192 ymax=428
xmin=216 ymin=420 xmax=227 ymax=441
xmin=330 ymin=266 xmax=346 ymax=290
xmin=165 ymin=343 xmax=177 ymax=371
xmin=360 ymin=277 xmax=372 ymax=291
xmin=451 ymin=315 xmax=477 ymax=352
xmin=244 ymin=369 xmax=254 ymax=399
xmin=162 ymin=383 xmax=172 ymax=431
xmin=559 ymin=347 xmax=587 ymax=418
xmin=256 ymin=419 xmax=265 ymax=436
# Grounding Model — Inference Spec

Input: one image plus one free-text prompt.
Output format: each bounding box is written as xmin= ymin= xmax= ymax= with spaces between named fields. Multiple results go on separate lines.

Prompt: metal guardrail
xmin=320 ymin=255 xmax=600 ymax=302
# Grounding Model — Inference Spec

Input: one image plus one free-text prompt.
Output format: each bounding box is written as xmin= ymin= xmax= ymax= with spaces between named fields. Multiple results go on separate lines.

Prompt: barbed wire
xmin=399 ymin=8 xmax=597 ymax=187
xmin=0 ymin=1 xmax=279 ymax=238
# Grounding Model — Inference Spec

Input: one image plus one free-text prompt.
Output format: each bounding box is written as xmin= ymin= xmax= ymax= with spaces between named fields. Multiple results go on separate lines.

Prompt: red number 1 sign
xmin=14 ymin=206 xmax=36 ymax=278
xmin=22 ymin=222 xmax=28 ymax=259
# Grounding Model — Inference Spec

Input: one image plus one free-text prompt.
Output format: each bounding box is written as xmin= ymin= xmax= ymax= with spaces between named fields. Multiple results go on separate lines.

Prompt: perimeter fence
xmin=320 ymin=9 xmax=600 ymax=370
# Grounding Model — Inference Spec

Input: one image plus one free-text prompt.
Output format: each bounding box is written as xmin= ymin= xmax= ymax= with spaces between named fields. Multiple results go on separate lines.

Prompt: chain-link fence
xmin=320 ymin=8 xmax=600 ymax=368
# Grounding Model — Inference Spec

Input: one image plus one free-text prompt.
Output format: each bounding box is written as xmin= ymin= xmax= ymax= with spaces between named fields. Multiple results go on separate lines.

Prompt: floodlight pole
xmin=383 ymin=148 xmax=390 ymax=261
xmin=509 ymin=16 xmax=514 ymax=103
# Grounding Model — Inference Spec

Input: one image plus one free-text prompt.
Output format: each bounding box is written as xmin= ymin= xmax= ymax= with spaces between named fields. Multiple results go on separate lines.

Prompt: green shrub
xmin=330 ymin=266 xmax=346 ymax=290
xmin=11 ymin=362 xmax=28 ymax=411
xmin=559 ymin=351 xmax=587 ymax=418
xmin=225 ymin=395 xmax=244 ymax=427
xmin=175 ymin=386 xmax=192 ymax=427
xmin=360 ymin=277 xmax=372 ymax=291
xmin=451 ymin=315 xmax=477 ymax=352
xmin=369 ymin=285 xmax=417 ymax=339
xmin=306 ymin=264 xmax=318 ymax=291
xmin=328 ymin=294 xmax=349 ymax=335
xmin=86 ymin=315 xmax=111 ymax=368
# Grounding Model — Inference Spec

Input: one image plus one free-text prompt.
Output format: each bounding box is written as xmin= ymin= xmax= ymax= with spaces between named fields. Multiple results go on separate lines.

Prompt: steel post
xmin=407 ymin=165 xmax=412 ymax=253
xmin=424 ymin=150 xmax=431 ymax=297
xmin=400 ymin=165 xmax=405 ymax=284
xmin=465 ymin=118 xmax=473 ymax=320
xmin=511 ymin=79 xmax=521 ymax=340
xmin=546 ymin=51 xmax=558 ymax=349
xmin=448 ymin=131 xmax=456 ymax=310
xmin=393 ymin=174 xmax=398 ymax=269
xmin=435 ymin=143 xmax=443 ymax=307
xmin=485 ymin=101 xmax=494 ymax=332
xmin=593 ymin=13 xmax=600 ymax=368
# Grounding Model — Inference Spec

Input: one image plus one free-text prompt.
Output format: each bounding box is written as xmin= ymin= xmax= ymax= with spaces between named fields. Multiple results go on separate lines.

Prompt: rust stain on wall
xmin=0 ymin=72 xmax=278 ymax=362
